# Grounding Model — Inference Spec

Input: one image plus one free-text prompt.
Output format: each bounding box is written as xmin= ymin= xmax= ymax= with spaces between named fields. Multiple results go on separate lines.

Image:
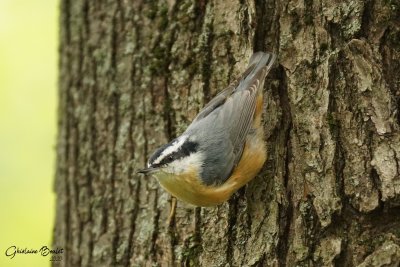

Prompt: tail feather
xmin=237 ymin=52 xmax=276 ymax=91
xmin=248 ymin=51 xmax=276 ymax=77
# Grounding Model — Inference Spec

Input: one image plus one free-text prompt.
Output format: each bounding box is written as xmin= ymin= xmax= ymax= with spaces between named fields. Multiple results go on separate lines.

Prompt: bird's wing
xmin=190 ymin=86 xmax=234 ymax=124
xmin=187 ymin=52 xmax=276 ymax=185
xmin=191 ymin=65 xmax=255 ymax=124
xmin=220 ymin=53 xmax=275 ymax=167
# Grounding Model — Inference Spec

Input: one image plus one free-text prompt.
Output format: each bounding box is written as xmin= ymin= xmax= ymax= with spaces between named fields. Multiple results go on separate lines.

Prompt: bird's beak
xmin=137 ymin=167 xmax=159 ymax=175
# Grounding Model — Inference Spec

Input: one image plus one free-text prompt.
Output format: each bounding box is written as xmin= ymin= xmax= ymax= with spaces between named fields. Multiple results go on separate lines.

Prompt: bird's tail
xmin=236 ymin=52 xmax=276 ymax=92
xmin=248 ymin=51 xmax=276 ymax=78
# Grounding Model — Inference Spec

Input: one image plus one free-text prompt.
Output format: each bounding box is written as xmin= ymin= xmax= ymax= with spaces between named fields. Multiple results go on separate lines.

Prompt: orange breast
xmin=209 ymin=128 xmax=266 ymax=205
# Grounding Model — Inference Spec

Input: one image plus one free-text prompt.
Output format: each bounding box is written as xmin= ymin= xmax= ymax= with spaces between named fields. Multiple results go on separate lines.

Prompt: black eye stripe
xmin=181 ymin=141 xmax=198 ymax=154
xmin=149 ymin=140 xmax=198 ymax=167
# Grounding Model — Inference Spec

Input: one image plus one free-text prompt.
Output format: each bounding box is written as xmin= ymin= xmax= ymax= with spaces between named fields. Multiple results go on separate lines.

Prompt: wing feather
xmin=186 ymin=52 xmax=276 ymax=185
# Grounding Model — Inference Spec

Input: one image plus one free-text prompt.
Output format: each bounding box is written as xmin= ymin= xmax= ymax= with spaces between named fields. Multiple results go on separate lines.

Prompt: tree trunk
xmin=54 ymin=0 xmax=400 ymax=266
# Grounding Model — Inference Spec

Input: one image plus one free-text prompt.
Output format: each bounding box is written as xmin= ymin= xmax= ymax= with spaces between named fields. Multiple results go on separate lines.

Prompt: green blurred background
xmin=0 ymin=0 xmax=58 ymax=266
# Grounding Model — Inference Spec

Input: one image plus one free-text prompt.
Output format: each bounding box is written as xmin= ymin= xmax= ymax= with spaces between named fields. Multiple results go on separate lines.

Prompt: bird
xmin=138 ymin=52 xmax=276 ymax=207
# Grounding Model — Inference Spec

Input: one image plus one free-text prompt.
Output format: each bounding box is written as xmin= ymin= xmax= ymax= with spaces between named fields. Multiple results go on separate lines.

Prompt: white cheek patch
xmin=166 ymin=152 xmax=203 ymax=174
xmin=152 ymin=135 xmax=188 ymax=165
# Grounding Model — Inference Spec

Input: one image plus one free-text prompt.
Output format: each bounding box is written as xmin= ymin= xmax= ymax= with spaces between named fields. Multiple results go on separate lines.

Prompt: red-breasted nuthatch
xmin=138 ymin=52 xmax=276 ymax=207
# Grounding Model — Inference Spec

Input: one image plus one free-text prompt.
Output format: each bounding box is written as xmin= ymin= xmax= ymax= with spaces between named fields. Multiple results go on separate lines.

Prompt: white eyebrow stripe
xmin=152 ymin=135 xmax=188 ymax=165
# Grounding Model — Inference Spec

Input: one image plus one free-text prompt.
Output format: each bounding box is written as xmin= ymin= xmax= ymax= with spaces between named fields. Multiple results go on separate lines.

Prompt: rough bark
xmin=54 ymin=0 xmax=400 ymax=266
